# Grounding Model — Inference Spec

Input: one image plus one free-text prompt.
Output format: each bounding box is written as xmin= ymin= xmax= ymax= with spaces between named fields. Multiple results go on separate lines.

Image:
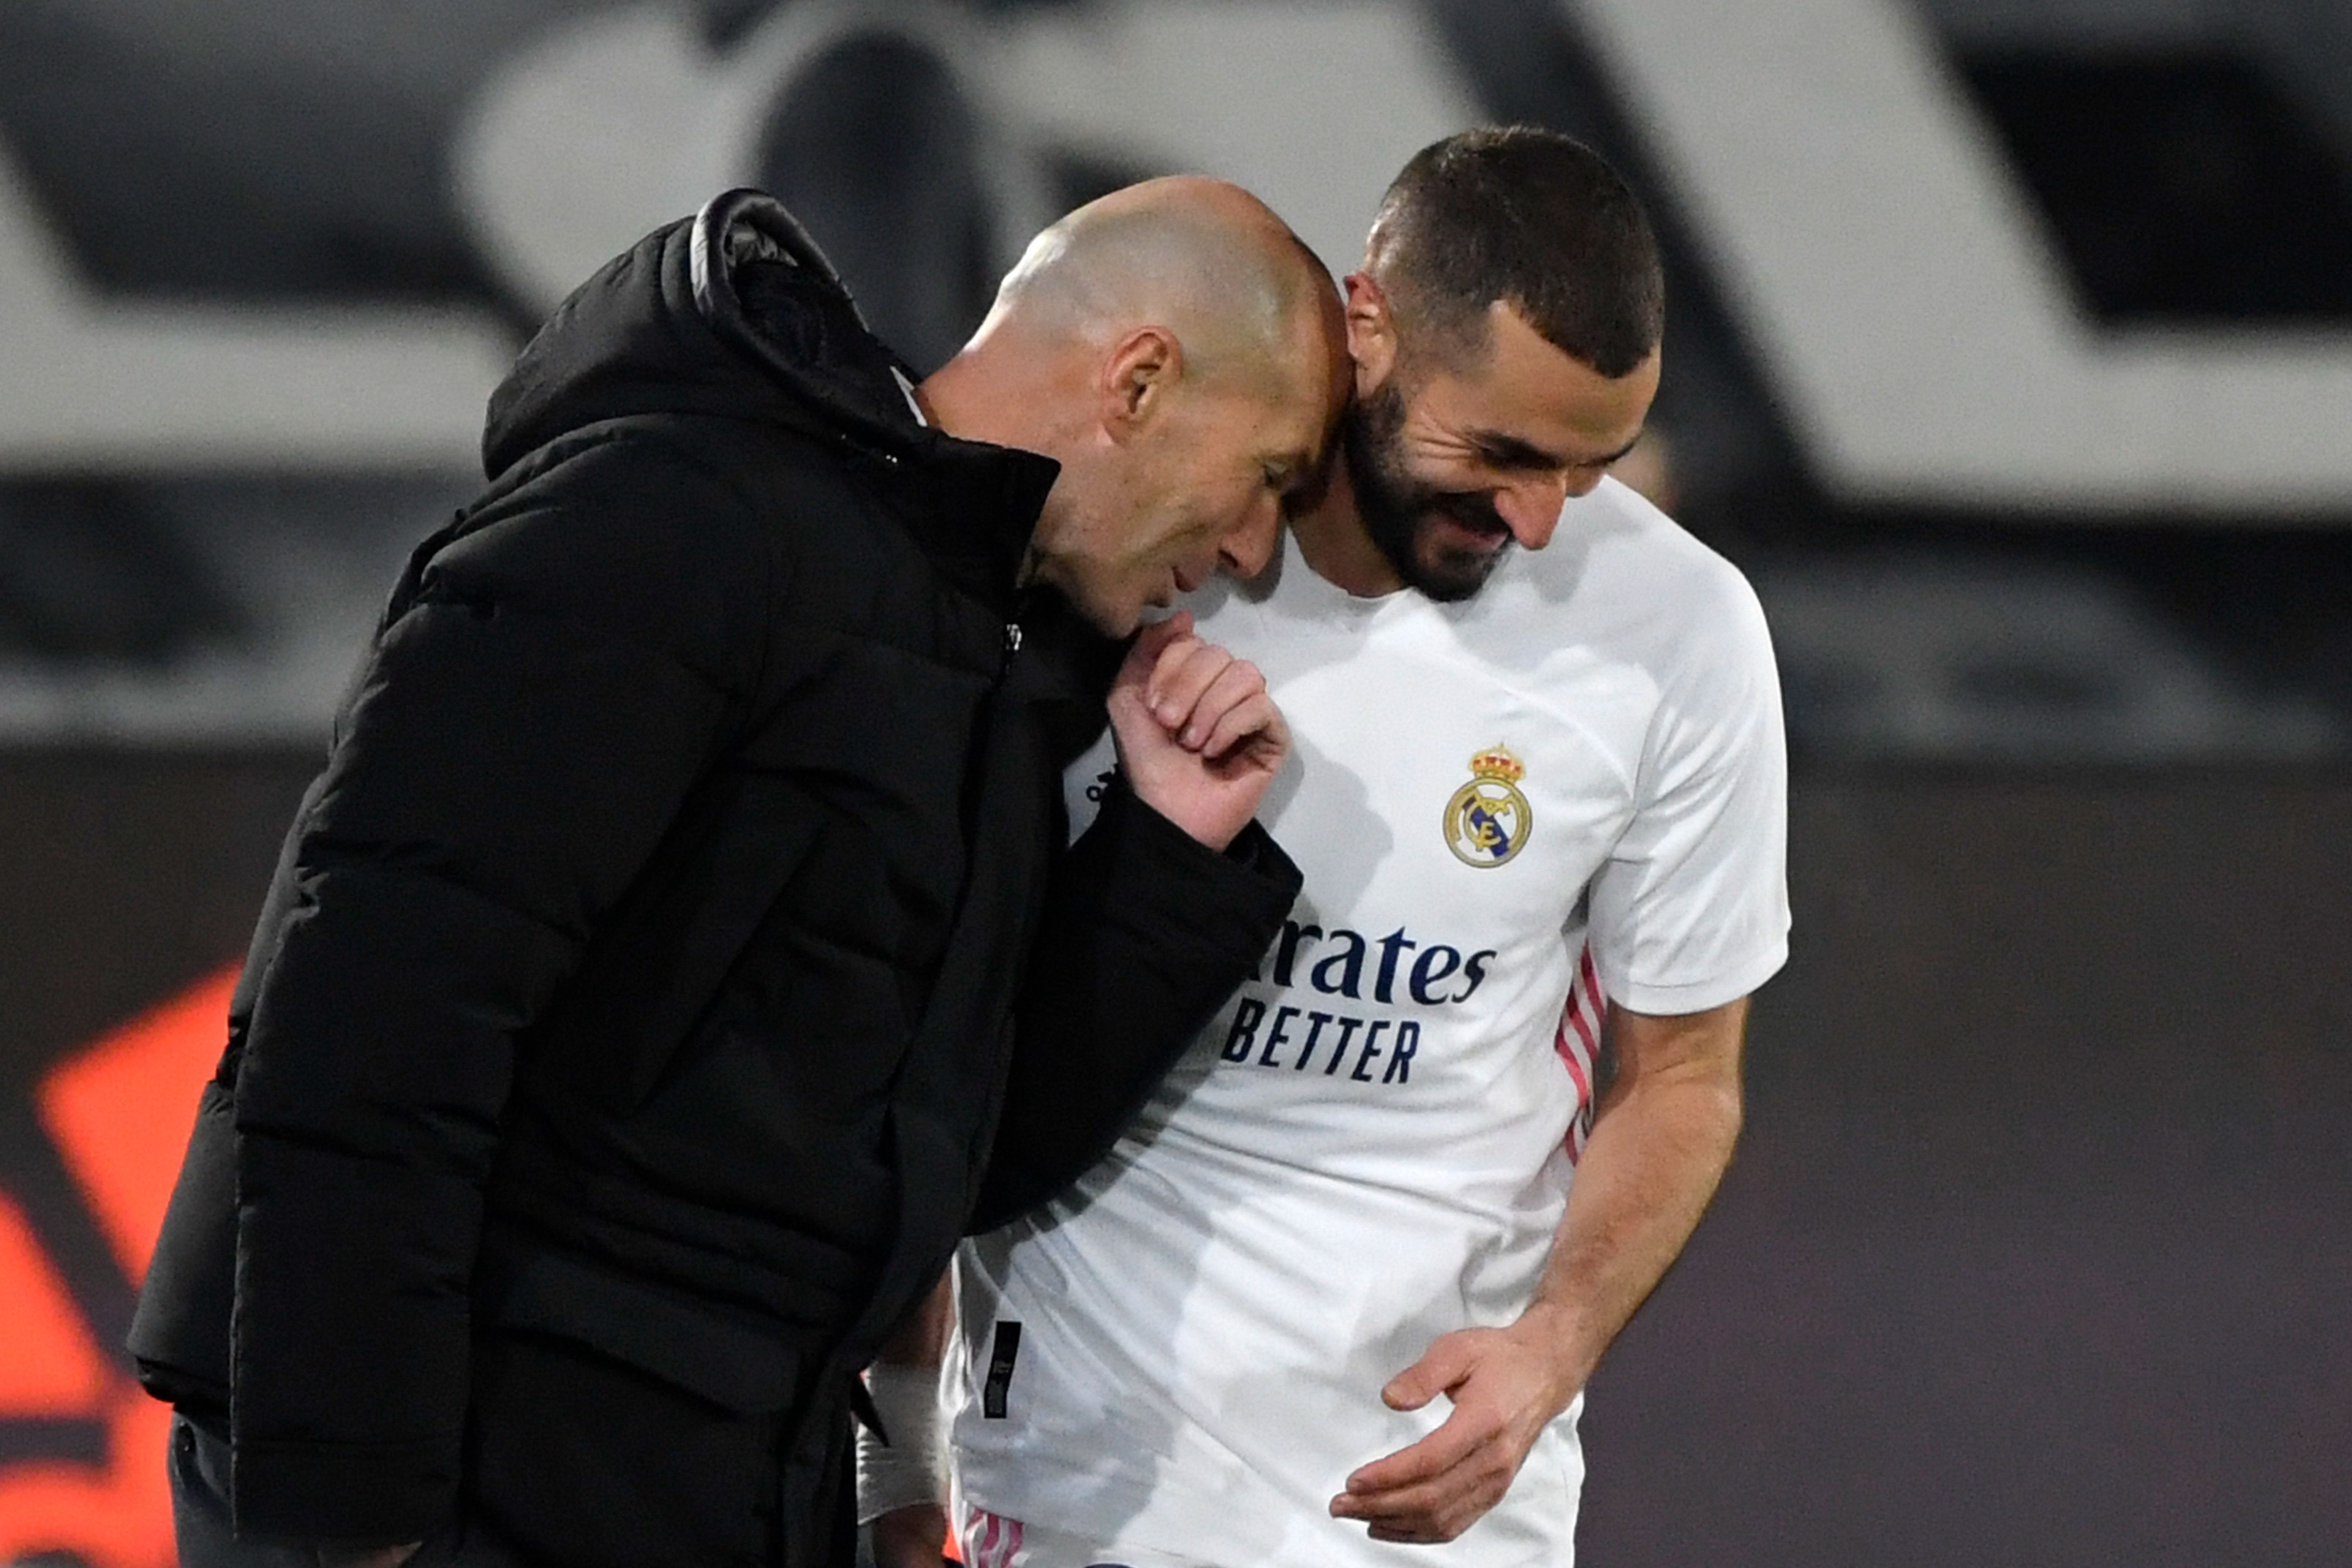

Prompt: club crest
xmin=1443 ymin=745 xmax=1533 ymax=867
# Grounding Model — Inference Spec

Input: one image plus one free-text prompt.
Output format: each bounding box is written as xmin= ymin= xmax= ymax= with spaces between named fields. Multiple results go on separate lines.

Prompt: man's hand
xmin=1327 ymin=1306 xmax=1579 ymax=1545
xmin=870 ymin=1502 xmax=952 ymax=1568
xmin=1333 ymin=999 xmax=1750 ymax=1544
xmin=1108 ymin=611 xmax=1288 ymax=851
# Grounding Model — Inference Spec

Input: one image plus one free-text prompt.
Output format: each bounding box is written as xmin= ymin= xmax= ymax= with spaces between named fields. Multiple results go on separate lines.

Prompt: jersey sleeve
xmin=1586 ymin=561 xmax=1789 ymax=1015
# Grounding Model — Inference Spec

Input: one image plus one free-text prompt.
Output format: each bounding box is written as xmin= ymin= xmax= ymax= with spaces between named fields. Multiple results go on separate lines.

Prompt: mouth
xmin=1172 ymin=564 xmax=1203 ymax=594
xmin=1427 ymin=507 xmax=1511 ymax=554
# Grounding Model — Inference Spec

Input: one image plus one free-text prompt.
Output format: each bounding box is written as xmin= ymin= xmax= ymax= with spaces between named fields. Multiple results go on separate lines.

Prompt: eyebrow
xmin=1271 ymin=449 xmax=1329 ymax=514
xmin=1470 ymin=429 xmax=1644 ymax=471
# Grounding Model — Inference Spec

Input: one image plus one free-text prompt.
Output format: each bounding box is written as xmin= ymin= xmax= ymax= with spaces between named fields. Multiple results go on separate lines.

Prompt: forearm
xmin=1522 ymin=1016 xmax=1745 ymax=1398
xmin=875 ymin=1273 xmax=954 ymax=1366
xmin=1331 ymin=998 xmax=1752 ymax=1543
xmin=860 ymin=1276 xmax=953 ymax=1564
xmin=971 ymin=781 xmax=1299 ymax=1230
xmin=225 ymin=855 xmax=577 ymax=1540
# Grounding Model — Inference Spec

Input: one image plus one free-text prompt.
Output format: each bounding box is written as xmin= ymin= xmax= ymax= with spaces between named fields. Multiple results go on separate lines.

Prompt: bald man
xmin=929 ymin=176 xmax=1345 ymax=637
xmin=131 ymin=181 xmax=1347 ymax=1568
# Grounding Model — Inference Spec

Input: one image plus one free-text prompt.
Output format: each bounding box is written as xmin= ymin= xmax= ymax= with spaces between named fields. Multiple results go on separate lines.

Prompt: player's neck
xmin=1292 ymin=458 xmax=1404 ymax=599
xmin=917 ymin=330 xmax=1070 ymax=455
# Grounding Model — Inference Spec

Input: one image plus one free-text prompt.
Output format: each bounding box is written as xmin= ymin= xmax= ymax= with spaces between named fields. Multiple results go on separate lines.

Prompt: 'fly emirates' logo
xmin=1218 ymin=919 xmax=1500 ymax=1089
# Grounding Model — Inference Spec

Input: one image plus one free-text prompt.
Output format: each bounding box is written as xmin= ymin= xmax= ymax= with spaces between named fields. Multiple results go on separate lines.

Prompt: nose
xmin=1217 ymin=493 xmax=1282 ymax=579
xmin=1493 ymin=474 xmax=1571 ymax=550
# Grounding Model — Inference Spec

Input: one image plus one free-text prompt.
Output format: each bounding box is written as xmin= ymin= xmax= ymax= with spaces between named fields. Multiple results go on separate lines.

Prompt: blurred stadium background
xmin=1 ymin=1 xmax=2346 ymax=1563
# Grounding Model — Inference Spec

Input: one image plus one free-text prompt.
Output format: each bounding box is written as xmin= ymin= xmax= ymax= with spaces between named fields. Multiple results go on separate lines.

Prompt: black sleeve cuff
xmin=1097 ymin=779 xmax=1302 ymax=961
xmin=1220 ymin=815 xmax=1299 ymax=885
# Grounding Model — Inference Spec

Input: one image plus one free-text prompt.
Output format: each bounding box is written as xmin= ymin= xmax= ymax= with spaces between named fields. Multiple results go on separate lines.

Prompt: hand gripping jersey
xmin=950 ymin=479 xmax=1789 ymax=1566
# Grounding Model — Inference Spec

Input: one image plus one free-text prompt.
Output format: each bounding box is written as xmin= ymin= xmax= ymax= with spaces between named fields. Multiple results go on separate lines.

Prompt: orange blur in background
xmin=1 ymin=967 xmax=234 ymax=1568
xmin=0 ymin=969 xmax=967 ymax=1567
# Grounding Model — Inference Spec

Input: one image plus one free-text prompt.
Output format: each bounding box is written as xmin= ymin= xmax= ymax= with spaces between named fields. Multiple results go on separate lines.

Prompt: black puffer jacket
xmin=128 ymin=192 xmax=1299 ymax=1567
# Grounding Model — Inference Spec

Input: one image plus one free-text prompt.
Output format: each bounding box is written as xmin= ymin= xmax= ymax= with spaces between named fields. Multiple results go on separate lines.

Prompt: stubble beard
xmin=1342 ymin=379 xmax=1514 ymax=604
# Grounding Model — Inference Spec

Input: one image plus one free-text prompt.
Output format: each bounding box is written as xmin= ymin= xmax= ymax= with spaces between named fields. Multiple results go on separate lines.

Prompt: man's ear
xmin=1342 ymin=273 xmax=1398 ymax=400
xmin=1100 ymin=325 xmax=1182 ymax=441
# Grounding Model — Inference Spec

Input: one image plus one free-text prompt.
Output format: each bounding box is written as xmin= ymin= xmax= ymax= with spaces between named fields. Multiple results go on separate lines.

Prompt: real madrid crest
xmin=1443 ymin=744 xmax=1533 ymax=868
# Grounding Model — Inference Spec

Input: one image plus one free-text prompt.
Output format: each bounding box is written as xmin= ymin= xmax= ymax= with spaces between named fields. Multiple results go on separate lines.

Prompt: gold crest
xmin=1443 ymin=745 xmax=1533 ymax=867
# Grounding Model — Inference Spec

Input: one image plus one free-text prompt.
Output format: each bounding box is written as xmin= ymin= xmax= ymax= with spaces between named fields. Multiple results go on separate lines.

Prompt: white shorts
xmin=958 ymin=1505 xmax=1205 ymax=1568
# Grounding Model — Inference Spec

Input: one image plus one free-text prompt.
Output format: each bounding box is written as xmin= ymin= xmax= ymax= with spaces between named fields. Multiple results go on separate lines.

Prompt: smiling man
xmin=917 ymin=129 xmax=1790 ymax=1567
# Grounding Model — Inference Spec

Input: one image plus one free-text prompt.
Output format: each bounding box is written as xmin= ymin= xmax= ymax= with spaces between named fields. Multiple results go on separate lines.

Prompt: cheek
xmin=1420 ymin=453 xmax=1493 ymax=494
xmin=1168 ymin=481 xmax=1246 ymax=545
xmin=1117 ymin=497 xmax=1197 ymax=572
xmin=1372 ymin=439 xmax=1450 ymax=498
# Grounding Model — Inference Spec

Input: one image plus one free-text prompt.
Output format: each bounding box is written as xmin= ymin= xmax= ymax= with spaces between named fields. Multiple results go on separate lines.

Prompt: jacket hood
xmin=481 ymin=191 xmax=935 ymax=482
xmin=479 ymin=191 xmax=1061 ymax=606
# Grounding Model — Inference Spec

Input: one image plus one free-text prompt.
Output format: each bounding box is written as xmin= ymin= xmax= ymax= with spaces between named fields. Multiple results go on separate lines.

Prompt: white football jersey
xmin=950 ymin=478 xmax=1789 ymax=1567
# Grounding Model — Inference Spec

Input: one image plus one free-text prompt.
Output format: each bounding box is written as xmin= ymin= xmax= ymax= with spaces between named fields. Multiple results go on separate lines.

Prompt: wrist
xmin=871 ymin=1501 xmax=950 ymax=1568
xmin=1154 ymin=803 xmax=1241 ymax=853
xmin=1513 ymin=1298 xmax=1597 ymax=1410
xmin=1121 ymin=771 xmax=1244 ymax=852
xmin=855 ymin=1362 xmax=946 ymax=1524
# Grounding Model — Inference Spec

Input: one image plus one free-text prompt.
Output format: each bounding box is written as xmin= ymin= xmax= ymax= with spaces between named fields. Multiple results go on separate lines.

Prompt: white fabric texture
xmin=856 ymin=1361 xmax=948 ymax=1524
xmin=955 ymin=1503 xmax=1200 ymax=1568
xmin=950 ymin=479 xmax=1788 ymax=1566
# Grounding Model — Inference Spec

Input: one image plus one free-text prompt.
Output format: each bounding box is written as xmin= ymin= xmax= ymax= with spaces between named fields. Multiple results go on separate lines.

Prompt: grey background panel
xmin=1584 ymin=769 xmax=2352 ymax=1564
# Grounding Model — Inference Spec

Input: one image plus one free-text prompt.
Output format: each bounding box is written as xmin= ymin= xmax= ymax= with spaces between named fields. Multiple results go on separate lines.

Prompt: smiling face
xmin=1341 ymin=290 xmax=1659 ymax=601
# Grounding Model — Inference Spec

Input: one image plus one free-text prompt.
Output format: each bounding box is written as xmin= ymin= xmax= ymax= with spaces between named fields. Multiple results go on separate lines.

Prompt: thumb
xmin=1383 ymin=1333 xmax=1480 ymax=1412
xmin=1117 ymin=610 xmax=1193 ymax=691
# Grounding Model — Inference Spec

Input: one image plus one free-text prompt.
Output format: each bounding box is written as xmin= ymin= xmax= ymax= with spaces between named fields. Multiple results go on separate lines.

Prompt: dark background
xmin=1586 ymin=769 xmax=2352 ymax=1564
xmin=8 ymin=756 xmax=2345 ymax=1562
xmin=2 ymin=1 xmax=2347 ymax=1564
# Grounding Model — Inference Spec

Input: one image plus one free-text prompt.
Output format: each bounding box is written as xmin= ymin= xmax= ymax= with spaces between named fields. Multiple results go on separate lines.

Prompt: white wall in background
xmin=0 ymin=140 xmax=507 ymax=474
xmin=1572 ymin=0 xmax=2352 ymax=515
xmin=452 ymin=0 xmax=1480 ymax=314
xmin=1 ymin=0 xmax=2347 ymax=517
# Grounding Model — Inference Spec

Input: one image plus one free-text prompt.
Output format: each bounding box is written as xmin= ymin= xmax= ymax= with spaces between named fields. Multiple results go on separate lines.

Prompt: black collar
xmin=692 ymin=188 xmax=1058 ymax=611
xmin=881 ymin=426 xmax=1061 ymax=612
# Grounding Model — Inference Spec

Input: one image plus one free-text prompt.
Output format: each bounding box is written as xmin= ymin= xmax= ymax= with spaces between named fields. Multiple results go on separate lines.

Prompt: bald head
xmin=918 ymin=176 xmax=1347 ymax=634
xmin=978 ymin=176 xmax=1335 ymax=400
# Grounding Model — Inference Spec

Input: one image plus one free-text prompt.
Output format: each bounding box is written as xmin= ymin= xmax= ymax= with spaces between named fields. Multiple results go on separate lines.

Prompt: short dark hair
xmin=1367 ymin=126 xmax=1663 ymax=378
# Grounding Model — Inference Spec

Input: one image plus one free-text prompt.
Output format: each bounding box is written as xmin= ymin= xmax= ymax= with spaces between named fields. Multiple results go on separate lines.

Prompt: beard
xmin=1341 ymin=379 xmax=1515 ymax=603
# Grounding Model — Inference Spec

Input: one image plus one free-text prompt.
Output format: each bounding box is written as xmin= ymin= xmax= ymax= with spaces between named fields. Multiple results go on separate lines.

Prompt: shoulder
xmin=1490 ymin=478 xmax=1775 ymax=683
xmin=1564 ymin=479 xmax=1761 ymax=617
xmin=476 ymin=417 xmax=877 ymax=561
xmin=419 ymin=422 xmax=853 ymax=689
